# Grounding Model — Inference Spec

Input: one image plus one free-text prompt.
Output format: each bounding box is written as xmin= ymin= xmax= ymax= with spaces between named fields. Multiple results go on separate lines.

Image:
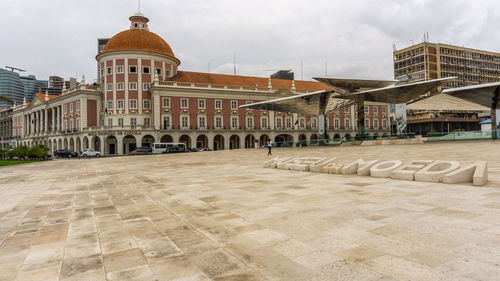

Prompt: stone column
xmin=44 ymin=109 xmax=48 ymax=133
xmin=51 ymin=108 xmax=55 ymax=132
xmin=152 ymin=92 xmax=160 ymax=130
xmin=117 ymin=136 xmax=124 ymax=155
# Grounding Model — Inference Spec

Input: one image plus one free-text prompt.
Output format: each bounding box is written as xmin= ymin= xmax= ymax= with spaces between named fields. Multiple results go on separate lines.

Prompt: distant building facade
xmin=0 ymin=13 xmax=390 ymax=155
xmin=0 ymin=68 xmax=47 ymax=109
xmin=393 ymin=42 xmax=497 ymax=134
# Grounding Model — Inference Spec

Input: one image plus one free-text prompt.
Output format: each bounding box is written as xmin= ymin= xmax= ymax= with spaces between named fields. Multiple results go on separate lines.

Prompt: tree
xmin=0 ymin=147 xmax=6 ymax=160
xmin=14 ymin=146 xmax=29 ymax=159
xmin=0 ymin=95 xmax=14 ymax=104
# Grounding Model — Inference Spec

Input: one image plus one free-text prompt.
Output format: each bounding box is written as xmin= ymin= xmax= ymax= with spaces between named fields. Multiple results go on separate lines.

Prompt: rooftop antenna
xmin=138 ymin=0 xmax=141 ymax=12
xmin=208 ymin=62 xmax=211 ymax=73
xmin=233 ymin=52 xmax=236 ymax=75
xmin=325 ymin=62 xmax=328 ymax=77
xmin=300 ymin=60 xmax=303 ymax=80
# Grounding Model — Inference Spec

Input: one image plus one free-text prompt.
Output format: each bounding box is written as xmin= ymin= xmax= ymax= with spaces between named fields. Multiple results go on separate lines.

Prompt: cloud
xmin=0 ymin=0 xmax=499 ymax=83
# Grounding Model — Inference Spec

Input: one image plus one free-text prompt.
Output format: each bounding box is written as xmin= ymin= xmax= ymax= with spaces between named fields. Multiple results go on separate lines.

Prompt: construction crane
xmin=5 ymin=66 xmax=26 ymax=73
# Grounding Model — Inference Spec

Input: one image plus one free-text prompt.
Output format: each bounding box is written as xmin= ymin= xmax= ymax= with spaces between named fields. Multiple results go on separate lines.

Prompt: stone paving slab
xmin=0 ymin=141 xmax=500 ymax=280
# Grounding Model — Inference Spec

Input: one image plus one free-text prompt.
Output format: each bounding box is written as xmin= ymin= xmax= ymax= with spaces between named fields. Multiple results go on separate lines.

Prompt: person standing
xmin=267 ymin=139 xmax=272 ymax=156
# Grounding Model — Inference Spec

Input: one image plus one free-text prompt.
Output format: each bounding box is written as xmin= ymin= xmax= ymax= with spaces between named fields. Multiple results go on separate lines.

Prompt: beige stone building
xmin=393 ymin=42 xmax=498 ymax=134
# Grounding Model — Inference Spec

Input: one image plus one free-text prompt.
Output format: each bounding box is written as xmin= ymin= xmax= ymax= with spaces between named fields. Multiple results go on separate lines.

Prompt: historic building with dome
xmin=1 ymin=13 xmax=390 ymax=155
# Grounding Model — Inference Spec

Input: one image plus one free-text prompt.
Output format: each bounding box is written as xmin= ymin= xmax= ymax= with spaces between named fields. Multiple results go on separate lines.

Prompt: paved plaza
xmin=1 ymin=141 xmax=500 ymax=280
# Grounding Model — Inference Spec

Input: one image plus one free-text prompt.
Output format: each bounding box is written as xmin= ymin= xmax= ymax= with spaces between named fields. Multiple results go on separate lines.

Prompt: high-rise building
xmin=0 ymin=68 xmax=24 ymax=108
xmin=20 ymin=75 xmax=47 ymax=103
xmin=39 ymin=76 xmax=77 ymax=95
xmin=393 ymin=42 xmax=500 ymax=88
xmin=392 ymin=42 xmax=499 ymax=134
xmin=97 ymin=38 xmax=110 ymax=55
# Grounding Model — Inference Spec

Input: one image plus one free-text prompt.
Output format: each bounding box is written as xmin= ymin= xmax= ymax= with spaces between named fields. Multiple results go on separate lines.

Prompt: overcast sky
xmin=1 ymin=0 xmax=499 ymax=83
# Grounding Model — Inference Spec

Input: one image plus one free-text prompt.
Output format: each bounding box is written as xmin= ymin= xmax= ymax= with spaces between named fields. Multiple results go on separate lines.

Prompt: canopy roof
xmin=443 ymin=82 xmax=500 ymax=109
xmin=241 ymin=77 xmax=453 ymax=115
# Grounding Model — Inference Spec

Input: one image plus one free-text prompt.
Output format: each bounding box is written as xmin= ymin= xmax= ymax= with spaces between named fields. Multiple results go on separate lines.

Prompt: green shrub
xmin=427 ymin=129 xmax=440 ymax=136
xmin=14 ymin=146 xmax=29 ymax=159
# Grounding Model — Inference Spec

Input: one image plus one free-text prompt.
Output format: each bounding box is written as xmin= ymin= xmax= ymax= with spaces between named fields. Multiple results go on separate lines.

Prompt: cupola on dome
xmin=102 ymin=13 xmax=175 ymax=57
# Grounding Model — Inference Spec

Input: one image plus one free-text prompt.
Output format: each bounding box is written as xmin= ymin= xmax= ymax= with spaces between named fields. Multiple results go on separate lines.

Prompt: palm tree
xmin=0 ymin=95 xmax=13 ymax=104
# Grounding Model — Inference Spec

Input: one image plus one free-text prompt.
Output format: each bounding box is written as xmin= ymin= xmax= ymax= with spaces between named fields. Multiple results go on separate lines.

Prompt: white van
xmin=152 ymin=143 xmax=187 ymax=154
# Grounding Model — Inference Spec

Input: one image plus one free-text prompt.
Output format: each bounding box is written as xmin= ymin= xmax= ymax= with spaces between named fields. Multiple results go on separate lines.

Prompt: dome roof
xmin=102 ymin=29 xmax=175 ymax=57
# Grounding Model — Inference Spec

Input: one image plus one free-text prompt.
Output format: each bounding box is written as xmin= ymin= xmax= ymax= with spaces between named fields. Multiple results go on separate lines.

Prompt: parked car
xmin=130 ymin=147 xmax=152 ymax=155
xmin=81 ymin=148 xmax=101 ymax=157
xmin=165 ymin=146 xmax=189 ymax=153
xmin=190 ymin=148 xmax=201 ymax=152
xmin=54 ymin=149 xmax=78 ymax=158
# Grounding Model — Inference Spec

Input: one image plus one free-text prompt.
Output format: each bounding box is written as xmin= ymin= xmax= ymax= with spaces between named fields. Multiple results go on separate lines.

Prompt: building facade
xmin=393 ymin=42 xmax=497 ymax=134
xmin=0 ymin=68 xmax=47 ymax=109
xmin=1 ymin=13 xmax=390 ymax=155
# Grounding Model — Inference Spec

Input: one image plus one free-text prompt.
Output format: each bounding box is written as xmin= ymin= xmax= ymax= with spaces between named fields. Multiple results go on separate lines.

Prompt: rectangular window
xmin=143 ymin=83 xmax=150 ymax=90
xmin=131 ymin=118 xmax=137 ymax=126
xmin=345 ymin=106 xmax=350 ymax=113
xmin=215 ymin=117 xmax=222 ymax=128
xmin=156 ymin=68 xmax=162 ymax=75
xmin=382 ymin=106 xmax=387 ymax=113
xmin=373 ymin=106 xmax=378 ymax=113
xmin=365 ymin=106 xmax=369 ymax=113
xmin=143 ymin=66 xmax=150 ymax=74
xmin=107 ymin=101 xmax=113 ymax=110
xmin=312 ymin=118 xmax=317 ymax=129
xmin=76 ymin=119 xmax=80 ymax=130
xmin=117 ymin=66 xmax=124 ymax=73
xmin=231 ymin=100 xmax=237 ymax=110
xmin=374 ymin=119 xmax=379 ymax=128
xmin=334 ymin=119 xmax=339 ymax=129
xmin=261 ymin=117 xmax=267 ymax=129
xmin=365 ymin=119 xmax=370 ymax=128
xmin=162 ymin=98 xmax=170 ymax=107
xmin=198 ymin=99 xmax=205 ymax=109
xmin=199 ymin=116 xmax=206 ymax=128
xmin=63 ymin=105 xmax=67 ymax=114
xmin=144 ymin=118 xmax=150 ymax=126
xmin=76 ymin=102 xmax=80 ymax=111
xmin=70 ymin=103 xmax=73 ymax=112
xmin=383 ymin=119 xmax=387 ymax=128
xmin=130 ymin=100 xmax=137 ymax=109
xmin=107 ymin=67 xmax=112 ymax=74
xmin=231 ymin=117 xmax=238 ymax=129
xmin=101 ymin=69 xmax=104 ymax=76
xmin=247 ymin=117 xmax=253 ymax=129
xmin=166 ymin=70 xmax=171 ymax=76
xmin=276 ymin=118 xmax=282 ymax=128
xmin=181 ymin=98 xmax=188 ymax=108
xmin=246 ymin=101 xmax=253 ymax=105
xmin=118 ymin=118 xmax=123 ymax=127
xmin=181 ymin=116 xmax=188 ymax=128
xmin=163 ymin=116 xmax=170 ymax=129
xmin=129 ymin=83 xmax=137 ymax=90
xmin=70 ymin=119 xmax=73 ymax=130
xmin=345 ymin=119 xmax=350 ymax=129
xmin=286 ymin=118 xmax=292 ymax=129
xmin=143 ymin=100 xmax=151 ymax=109
xmin=107 ymin=84 xmax=112 ymax=91
xmin=129 ymin=66 xmax=137 ymax=73
xmin=215 ymin=100 xmax=222 ymax=109
xmin=118 ymin=100 xmax=124 ymax=109
xmin=108 ymin=119 xmax=112 ymax=127
xmin=117 ymin=83 xmax=124 ymax=90
xmin=299 ymin=118 xmax=305 ymax=129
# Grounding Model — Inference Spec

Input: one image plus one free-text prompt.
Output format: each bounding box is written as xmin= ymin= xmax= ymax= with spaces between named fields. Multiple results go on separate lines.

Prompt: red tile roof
xmin=35 ymin=93 xmax=60 ymax=101
xmin=168 ymin=71 xmax=332 ymax=92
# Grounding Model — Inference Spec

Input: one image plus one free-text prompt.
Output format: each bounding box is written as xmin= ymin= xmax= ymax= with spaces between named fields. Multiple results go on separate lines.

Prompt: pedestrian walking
xmin=267 ymin=139 xmax=272 ymax=156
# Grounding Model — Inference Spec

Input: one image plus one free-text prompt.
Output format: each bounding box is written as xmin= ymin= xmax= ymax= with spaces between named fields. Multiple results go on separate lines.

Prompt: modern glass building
xmin=0 ymin=68 xmax=47 ymax=109
xmin=0 ymin=68 xmax=24 ymax=108
xmin=20 ymin=75 xmax=47 ymax=103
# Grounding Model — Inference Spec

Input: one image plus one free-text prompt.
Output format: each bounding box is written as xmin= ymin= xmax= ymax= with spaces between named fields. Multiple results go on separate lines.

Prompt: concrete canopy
xmin=240 ymin=77 xmax=454 ymax=115
xmin=443 ymin=82 xmax=500 ymax=109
